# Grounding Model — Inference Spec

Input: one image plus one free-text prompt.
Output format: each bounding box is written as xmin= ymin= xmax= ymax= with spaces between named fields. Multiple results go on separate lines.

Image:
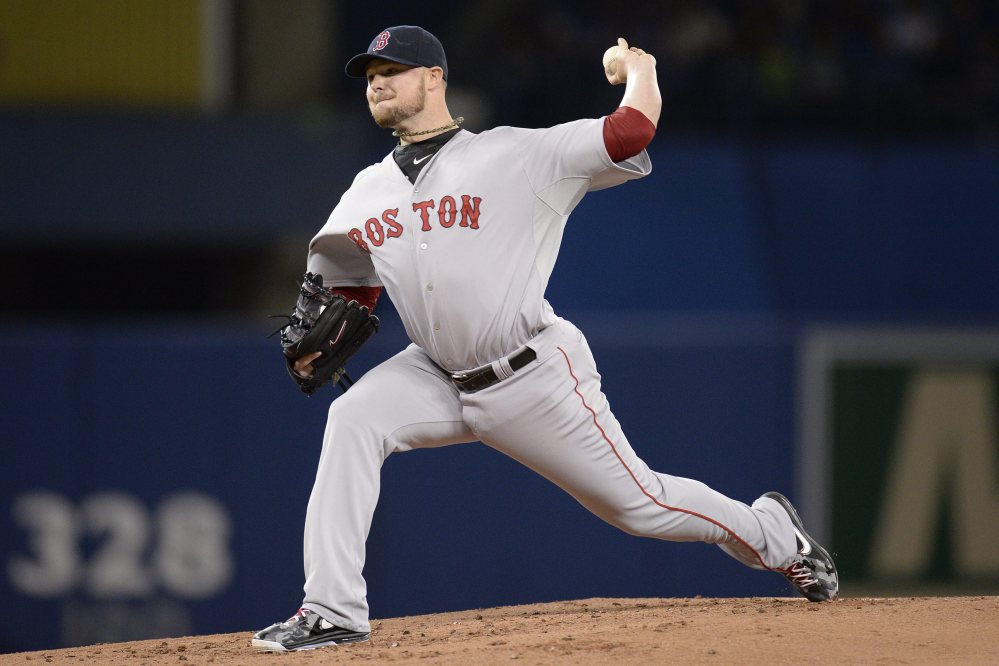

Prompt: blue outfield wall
xmin=0 ymin=316 xmax=796 ymax=653
xmin=3 ymin=114 xmax=999 ymax=317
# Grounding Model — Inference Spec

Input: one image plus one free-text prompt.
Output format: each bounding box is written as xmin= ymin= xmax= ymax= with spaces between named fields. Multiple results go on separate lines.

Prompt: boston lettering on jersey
xmin=347 ymin=195 xmax=483 ymax=253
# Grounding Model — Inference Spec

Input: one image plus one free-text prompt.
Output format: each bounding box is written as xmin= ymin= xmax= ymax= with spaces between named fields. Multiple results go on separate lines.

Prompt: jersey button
xmin=420 ymin=242 xmax=428 ymax=250
xmin=426 ymin=283 xmax=434 ymax=291
xmin=433 ymin=322 xmax=441 ymax=331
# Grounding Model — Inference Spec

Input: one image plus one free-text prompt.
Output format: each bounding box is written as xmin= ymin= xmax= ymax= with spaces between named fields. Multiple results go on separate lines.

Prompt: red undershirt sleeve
xmin=602 ymin=106 xmax=656 ymax=163
xmin=330 ymin=286 xmax=382 ymax=312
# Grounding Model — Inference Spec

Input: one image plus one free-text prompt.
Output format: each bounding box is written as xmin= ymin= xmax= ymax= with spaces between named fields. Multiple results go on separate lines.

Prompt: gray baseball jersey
xmin=298 ymin=118 xmax=798 ymax=633
xmin=307 ymin=119 xmax=646 ymax=371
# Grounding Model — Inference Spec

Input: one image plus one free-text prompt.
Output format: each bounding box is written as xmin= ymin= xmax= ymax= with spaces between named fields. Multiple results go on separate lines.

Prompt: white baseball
xmin=603 ymin=38 xmax=630 ymax=84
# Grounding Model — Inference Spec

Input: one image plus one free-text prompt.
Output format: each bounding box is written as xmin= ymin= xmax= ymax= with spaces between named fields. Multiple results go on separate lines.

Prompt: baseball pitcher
xmin=253 ymin=25 xmax=838 ymax=652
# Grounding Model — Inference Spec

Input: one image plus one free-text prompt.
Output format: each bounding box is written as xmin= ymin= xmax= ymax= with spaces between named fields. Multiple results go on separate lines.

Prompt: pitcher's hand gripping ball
xmin=275 ymin=272 xmax=379 ymax=395
xmin=603 ymin=37 xmax=653 ymax=85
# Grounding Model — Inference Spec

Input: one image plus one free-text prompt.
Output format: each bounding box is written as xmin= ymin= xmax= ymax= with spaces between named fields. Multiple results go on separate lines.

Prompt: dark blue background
xmin=2 ymin=129 xmax=997 ymax=652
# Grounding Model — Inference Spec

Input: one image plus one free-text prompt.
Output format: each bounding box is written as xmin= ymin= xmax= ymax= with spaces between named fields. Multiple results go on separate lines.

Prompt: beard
xmin=369 ymin=82 xmax=427 ymax=128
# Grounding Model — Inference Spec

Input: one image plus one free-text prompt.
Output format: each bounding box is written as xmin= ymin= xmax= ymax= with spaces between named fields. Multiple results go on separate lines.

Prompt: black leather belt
xmin=451 ymin=347 xmax=537 ymax=393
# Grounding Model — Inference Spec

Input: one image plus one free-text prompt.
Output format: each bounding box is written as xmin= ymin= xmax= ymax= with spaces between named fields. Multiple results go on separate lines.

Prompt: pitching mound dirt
xmin=2 ymin=596 xmax=996 ymax=665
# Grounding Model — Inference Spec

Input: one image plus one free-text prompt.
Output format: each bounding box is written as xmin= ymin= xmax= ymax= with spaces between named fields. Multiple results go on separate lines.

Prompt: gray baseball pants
xmin=301 ymin=317 xmax=796 ymax=632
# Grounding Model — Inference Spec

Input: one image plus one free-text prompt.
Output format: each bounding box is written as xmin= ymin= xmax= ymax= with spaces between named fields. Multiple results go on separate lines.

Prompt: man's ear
xmin=426 ymin=66 xmax=445 ymax=90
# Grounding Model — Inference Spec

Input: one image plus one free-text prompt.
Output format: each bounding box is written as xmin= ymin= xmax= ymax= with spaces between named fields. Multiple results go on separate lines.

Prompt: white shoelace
xmin=784 ymin=561 xmax=818 ymax=588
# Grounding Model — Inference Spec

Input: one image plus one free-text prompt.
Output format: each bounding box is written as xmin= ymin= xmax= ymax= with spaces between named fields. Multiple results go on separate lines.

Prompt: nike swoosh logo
xmin=793 ymin=526 xmax=811 ymax=555
xmin=330 ymin=322 xmax=348 ymax=347
xmin=413 ymin=155 xmax=432 ymax=165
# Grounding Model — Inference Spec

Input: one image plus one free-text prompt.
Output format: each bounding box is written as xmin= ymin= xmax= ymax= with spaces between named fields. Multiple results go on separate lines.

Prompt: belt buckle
xmin=450 ymin=370 xmax=473 ymax=390
xmin=451 ymin=364 xmax=491 ymax=392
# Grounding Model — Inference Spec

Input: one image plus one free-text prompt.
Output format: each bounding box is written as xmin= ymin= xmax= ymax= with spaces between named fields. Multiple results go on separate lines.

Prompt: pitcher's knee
xmin=327 ymin=390 xmax=356 ymax=421
xmin=322 ymin=393 xmax=385 ymax=457
xmin=327 ymin=395 xmax=361 ymax=433
xmin=600 ymin=509 xmax=650 ymax=537
xmin=326 ymin=378 xmax=387 ymax=425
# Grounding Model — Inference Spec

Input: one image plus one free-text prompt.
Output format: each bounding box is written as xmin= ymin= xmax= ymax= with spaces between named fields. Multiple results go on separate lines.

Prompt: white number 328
xmin=7 ymin=490 xmax=234 ymax=599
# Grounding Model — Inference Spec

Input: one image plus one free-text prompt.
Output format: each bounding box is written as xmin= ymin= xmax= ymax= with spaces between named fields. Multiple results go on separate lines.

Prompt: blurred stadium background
xmin=2 ymin=0 xmax=998 ymax=653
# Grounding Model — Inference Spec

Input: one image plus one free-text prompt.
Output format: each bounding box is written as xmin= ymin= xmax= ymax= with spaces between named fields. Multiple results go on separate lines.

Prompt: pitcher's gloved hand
xmin=274 ymin=273 xmax=379 ymax=395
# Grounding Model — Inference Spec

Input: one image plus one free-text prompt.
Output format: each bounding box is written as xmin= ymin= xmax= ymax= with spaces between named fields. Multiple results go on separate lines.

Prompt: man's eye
xmin=368 ymin=66 xmax=404 ymax=82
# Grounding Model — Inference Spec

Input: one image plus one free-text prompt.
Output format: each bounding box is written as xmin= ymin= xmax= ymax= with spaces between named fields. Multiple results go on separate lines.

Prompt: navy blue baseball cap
xmin=345 ymin=25 xmax=448 ymax=80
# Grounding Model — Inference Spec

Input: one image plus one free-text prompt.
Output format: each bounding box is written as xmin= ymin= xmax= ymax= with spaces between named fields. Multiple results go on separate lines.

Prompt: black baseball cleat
xmin=251 ymin=608 xmax=370 ymax=652
xmin=764 ymin=491 xmax=839 ymax=602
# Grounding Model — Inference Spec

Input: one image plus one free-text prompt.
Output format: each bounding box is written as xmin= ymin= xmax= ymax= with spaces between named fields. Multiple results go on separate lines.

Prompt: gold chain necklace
xmin=393 ymin=116 xmax=464 ymax=138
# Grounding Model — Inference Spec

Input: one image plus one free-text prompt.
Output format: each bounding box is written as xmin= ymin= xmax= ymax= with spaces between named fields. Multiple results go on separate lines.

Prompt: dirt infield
xmin=2 ymin=596 xmax=996 ymax=665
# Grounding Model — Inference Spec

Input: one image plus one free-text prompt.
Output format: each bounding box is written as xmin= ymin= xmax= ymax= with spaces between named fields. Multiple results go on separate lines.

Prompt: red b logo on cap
xmin=374 ymin=31 xmax=390 ymax=50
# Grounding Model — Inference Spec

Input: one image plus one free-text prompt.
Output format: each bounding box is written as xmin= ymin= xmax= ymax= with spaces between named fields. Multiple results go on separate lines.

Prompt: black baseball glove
xmin=273 ymin=272 xmax=379 ymax=395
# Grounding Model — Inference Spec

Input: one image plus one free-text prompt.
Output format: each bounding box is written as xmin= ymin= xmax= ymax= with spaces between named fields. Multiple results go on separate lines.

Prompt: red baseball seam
xmin=555 ymin=346 xmax=777 ymax=573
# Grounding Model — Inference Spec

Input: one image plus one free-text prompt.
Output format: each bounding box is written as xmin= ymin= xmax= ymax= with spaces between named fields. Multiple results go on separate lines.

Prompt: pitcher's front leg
xmin=302 ymin=346 xmax=473 ymax=633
